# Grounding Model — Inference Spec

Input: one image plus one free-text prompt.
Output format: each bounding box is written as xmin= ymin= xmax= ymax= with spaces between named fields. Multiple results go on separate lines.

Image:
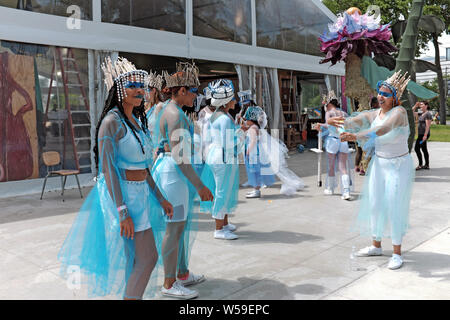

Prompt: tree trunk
xmin=433 ymin=35 xmax=447 ymax=125
xmin=394 ymin=0 xmax=425 ymax=151
xmin=408 ymin=72 xmax=417 ymax=107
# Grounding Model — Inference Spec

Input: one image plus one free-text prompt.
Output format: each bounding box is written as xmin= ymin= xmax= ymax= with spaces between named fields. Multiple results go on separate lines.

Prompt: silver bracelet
xmin=119 ymin=208 xmax=129 ymax=223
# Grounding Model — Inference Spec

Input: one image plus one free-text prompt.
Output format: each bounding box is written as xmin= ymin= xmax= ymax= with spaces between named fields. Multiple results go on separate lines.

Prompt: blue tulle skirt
xmin=57 ymin=175 xmax=164 ymax=299
xmin=244 ymin=154 xmax=276 ymax=188
xmin=352 ymin=153 xmax=414 ymax=245
xmin=200 ymin=148 xmax=239 ymax=219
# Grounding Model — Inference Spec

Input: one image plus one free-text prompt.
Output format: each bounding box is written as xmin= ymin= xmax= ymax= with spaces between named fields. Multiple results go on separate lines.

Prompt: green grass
xmin=428 ymin=124 xmax=450 ymax=142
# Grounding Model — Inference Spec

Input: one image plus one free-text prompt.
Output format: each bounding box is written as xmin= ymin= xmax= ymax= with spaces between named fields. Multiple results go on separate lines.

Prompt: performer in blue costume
xmin=149 ymin=62 xmax=214 ymax=299
xmin=145 ymin=71 xmax=167 ymax=153
xmin=145 ymin=70 xmax=166 ymax=121
xmin=243 ymin=105 xmax=305 ymax=198
xmin=236 ymin=90 xmax=257 ymax=188
xmin=328 ymin=71 xmax=413 ymax=270
xmin=242 ymin=106 xmax=276 ymax=198
xmin=58 ymin=57 xmax=173 ymax=300
xmin=200 ymin=79 xmax=244 ymax=240
xmin=197 ymin=87 xmax=215 ymax=170
xmin=316 ymin=91 xmax=354 ymax=201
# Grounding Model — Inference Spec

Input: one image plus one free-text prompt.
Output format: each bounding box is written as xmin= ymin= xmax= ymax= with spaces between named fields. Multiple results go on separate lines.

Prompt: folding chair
xmin=40 ymin=151 xmax=83 ymax=201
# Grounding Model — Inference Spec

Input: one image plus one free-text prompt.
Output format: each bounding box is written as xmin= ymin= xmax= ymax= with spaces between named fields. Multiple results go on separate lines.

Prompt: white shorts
xmin=152 ymin=154 xmax=189 ymax=223
xmin=123 ymin=180 xmax=152 ymax=232
xmin=325 ymin=137 xmax=349 ymax=154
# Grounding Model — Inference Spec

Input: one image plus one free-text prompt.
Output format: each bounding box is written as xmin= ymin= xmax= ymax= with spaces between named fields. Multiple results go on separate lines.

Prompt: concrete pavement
xmin=0 ymin=142 xmax=449 ymax=300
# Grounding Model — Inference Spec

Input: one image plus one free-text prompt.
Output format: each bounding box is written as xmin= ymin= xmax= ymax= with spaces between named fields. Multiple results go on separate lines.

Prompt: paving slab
xmin=0 ymin=142 xmax=448 ymax=300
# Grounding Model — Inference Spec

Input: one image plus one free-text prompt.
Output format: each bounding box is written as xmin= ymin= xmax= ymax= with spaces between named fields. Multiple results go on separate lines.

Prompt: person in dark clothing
xmin=413 ymin=101 xmax=432 ymax=170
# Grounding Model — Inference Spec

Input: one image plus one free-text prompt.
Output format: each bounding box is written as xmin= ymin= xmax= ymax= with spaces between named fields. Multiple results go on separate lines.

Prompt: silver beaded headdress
xmin=163 ymin=62 xmax=200 ymax=88
xmin=101 ymin=56 xmax=148 ymax=102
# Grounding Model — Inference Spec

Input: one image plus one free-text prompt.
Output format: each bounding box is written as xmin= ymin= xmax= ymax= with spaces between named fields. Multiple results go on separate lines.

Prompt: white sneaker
xmin=214 ymin=229 xmax=239 ymax=240
xmin=388 ymin=254 xmax=403 ymax=270
xmin=355 ymin=245 xmax=383 ymax=257
xmin=246 ymin=190 xmax=261 ymax=198
xmin=324 ymin=188 xmax=333 ymax=195
xmin=341 ymin=192 xmax=352 ymax=201
xmin=223 ymin=223 xmax=237 ymax=232
xmin=161 ymin=281 xmax=198 ymax=299
xmin=177 ymin=272 xmax=206 ymax=287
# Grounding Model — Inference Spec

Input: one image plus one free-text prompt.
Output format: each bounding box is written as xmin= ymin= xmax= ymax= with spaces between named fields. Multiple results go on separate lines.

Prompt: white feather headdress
xmin=322 ymin=90 xmax=338 ymax=106
xmin=163 ymin=62 xmax=200 ymax=88
xmin=147 ymin=70 xmax=165 ymax=92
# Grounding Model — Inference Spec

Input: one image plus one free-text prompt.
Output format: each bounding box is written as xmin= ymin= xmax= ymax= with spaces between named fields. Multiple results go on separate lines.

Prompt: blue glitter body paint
xmin=124 ymin=81 xmax=145 ymax=89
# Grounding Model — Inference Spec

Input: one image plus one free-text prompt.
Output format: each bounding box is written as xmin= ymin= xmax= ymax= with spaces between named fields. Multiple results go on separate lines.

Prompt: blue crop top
xmin=115 ymin=112 xmax=154 ymax=170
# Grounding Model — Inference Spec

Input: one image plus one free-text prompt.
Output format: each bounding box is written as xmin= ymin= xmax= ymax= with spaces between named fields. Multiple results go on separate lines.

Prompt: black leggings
xmin=415 ymin=134 xmax=430 ymax=167
xmin=355 ymin=146 xmax=363 ymax=167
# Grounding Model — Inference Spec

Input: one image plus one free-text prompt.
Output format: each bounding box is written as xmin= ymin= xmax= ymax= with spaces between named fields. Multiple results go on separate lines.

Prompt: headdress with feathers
xmin=322 ymin=90 xmax=338 ymax=106
xmin=147 ymin=70 xmax=165 ymax=92
xmin=377 ymin=70 xmax=411 ymax=105
xmin=163 ymin=62 xmax=200 ymax=88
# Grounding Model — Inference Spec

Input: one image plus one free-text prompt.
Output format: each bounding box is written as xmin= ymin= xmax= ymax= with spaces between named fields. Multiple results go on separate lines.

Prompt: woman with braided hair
xmin=58 ymin=57 xmax=173 ymax=300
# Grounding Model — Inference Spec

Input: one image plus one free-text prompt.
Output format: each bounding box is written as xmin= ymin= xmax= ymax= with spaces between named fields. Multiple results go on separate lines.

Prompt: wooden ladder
xmin=279 ymin=71 xmax=302 ymax=149
xmin=44 ymin=47 xmax=91 ymax=172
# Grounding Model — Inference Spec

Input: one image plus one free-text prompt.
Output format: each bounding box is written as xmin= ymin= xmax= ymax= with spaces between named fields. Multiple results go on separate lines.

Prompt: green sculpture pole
xmin=394 ymin=0 xmax=425 ymax=151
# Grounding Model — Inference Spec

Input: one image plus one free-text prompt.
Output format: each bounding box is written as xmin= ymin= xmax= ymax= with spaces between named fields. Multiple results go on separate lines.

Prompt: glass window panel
xmin=0 ymin=40 xmax=91 ymax=182
xmin=102 ymin=0 xmax=186 ymax=34
xmin=256 ymin=0 xmax=332 ymax=56
xmin=193 ymin=0 xmax=251 ymax=44
xmin=0 ymin=0 xmax=92 ymax=20
xmin=300 ymin=81 xmax=326 ymax=119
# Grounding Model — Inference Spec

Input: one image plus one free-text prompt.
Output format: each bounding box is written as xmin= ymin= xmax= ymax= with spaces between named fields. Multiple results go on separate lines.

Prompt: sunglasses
xmin=189 ymin=87 xmax=199 ymax=94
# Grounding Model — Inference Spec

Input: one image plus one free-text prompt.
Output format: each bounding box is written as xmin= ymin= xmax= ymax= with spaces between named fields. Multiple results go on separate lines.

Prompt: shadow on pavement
xmin=231 ymin=230 xmax=323 ymax=245
xmin=194 ymin=276 xmax=327 ymax=300
xmin=404 ymin=251 xmax=450 ymax=282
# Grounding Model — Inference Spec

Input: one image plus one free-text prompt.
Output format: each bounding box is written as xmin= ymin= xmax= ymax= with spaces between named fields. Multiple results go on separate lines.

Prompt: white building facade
xmin=0 ymin=0 xmax=344 ymax=197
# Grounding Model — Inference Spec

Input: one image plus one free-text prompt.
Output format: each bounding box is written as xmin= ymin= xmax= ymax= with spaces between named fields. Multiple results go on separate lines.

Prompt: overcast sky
xmin=419 ymin=34 xmax=450 ymax=59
